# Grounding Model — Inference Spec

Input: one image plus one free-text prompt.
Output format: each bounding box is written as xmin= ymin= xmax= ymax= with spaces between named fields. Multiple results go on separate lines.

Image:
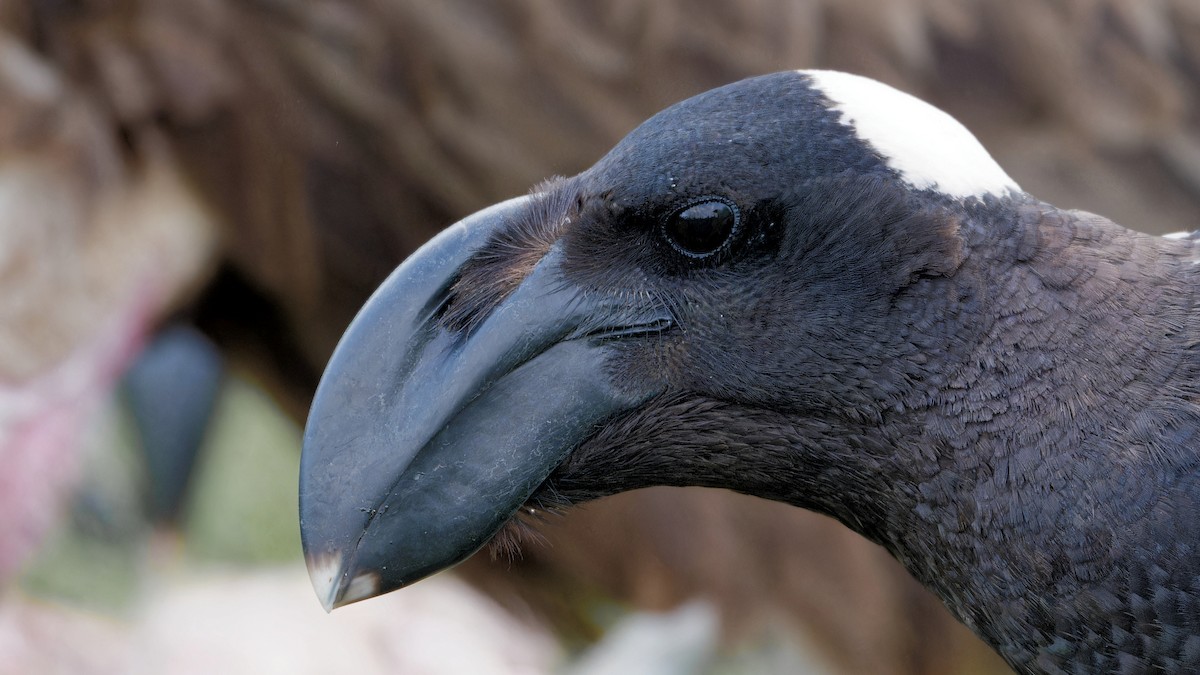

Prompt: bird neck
xmin=825 ymin=203 xmax=1200 ymax=653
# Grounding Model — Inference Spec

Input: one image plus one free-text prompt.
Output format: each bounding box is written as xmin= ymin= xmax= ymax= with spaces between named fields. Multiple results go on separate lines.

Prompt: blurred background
xmin=2 ymin=1 xmax=1199 ymax=673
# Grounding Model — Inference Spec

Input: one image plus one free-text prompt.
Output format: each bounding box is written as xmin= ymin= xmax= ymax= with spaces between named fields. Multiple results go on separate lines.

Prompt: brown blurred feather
xmin=9 ymin=1 xmax=1200 ymax=672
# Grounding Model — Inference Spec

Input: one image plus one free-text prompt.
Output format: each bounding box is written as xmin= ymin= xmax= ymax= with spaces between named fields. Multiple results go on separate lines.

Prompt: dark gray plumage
xmin=299 ymin=71 xmax=1200 ymax=673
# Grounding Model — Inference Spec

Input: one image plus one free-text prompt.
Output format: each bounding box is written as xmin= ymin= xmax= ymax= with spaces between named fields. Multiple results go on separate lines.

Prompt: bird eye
xmin=662 ymin=199 xmax=740 ymax=258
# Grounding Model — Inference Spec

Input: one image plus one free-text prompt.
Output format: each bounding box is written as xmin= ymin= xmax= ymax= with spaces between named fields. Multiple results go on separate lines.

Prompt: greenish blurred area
xmin=19 ymin=373 xmax=302 ymax=612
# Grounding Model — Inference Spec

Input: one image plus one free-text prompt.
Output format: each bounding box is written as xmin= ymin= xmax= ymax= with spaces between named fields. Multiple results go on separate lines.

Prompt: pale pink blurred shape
xmin=0 ymin=568 xmax=560 ymax=675
xmin=0 ymin=297 xmax=150 ymax=583
xmin=0 ymin=31 xmax=218 ymax=580
xmin=0 ymin=154 xmax=217 ymax=584
xmin=0 ymin=596 xmax=127 ymax=675
xmin=132 ymin=569 xmax=559 ymax=675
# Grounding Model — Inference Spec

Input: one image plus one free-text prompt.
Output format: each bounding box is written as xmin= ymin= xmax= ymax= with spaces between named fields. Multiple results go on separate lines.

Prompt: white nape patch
xmin=1162 ymin=231 xmax=1195 ymax=239
xmin=804 ymin=70 xmax=1020 ymax=199
xmin=305 ymin=551 xmax=344 ymax=613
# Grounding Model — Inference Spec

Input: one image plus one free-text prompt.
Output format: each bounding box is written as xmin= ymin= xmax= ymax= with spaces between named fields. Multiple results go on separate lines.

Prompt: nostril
xmin=421 ymin=274 xmax=460 ymax=327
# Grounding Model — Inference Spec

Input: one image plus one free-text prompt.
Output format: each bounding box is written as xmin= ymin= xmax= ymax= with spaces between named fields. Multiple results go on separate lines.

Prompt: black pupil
xmin=665 ymin=201 xmax=736 ymax=256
